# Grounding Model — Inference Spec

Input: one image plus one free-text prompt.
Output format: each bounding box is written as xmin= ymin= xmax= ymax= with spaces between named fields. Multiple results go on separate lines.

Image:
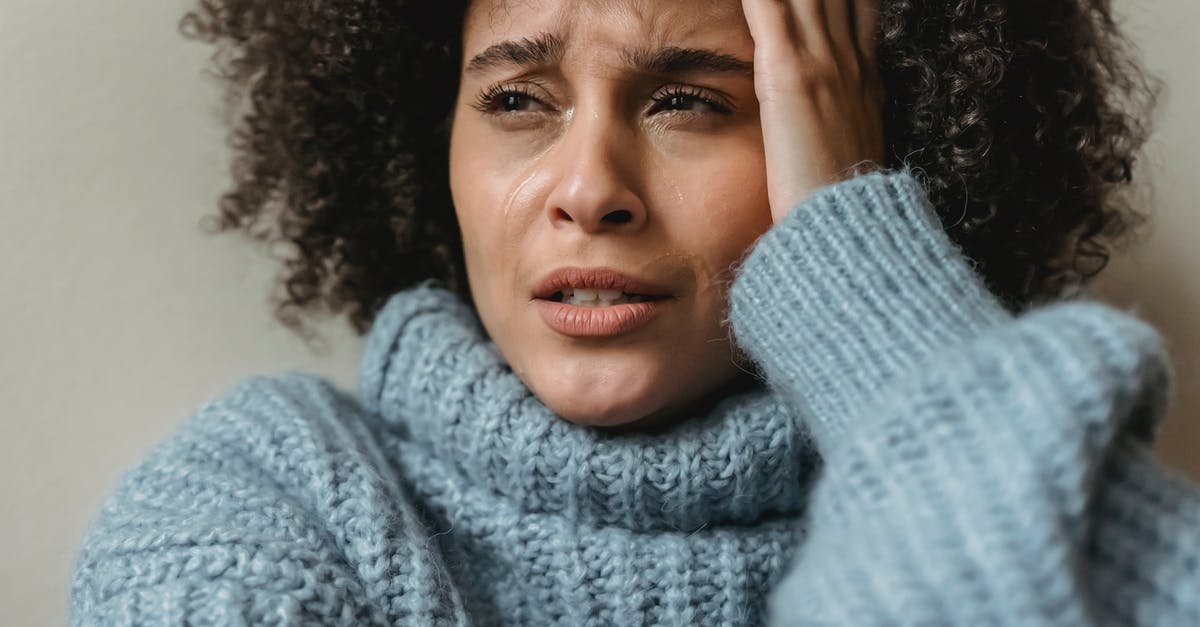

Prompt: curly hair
xmin=180 ymin=0 xmax=1161 ymax=335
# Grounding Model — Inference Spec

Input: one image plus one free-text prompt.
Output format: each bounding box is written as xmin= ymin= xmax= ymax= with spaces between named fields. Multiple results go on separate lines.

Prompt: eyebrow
xmin=620 ymin=46 xmax=753 ymax=78
xmin=465 ymin=33 xmax=566 ymax=75
xmin=464 ymin=32 xmax=753 ymax=78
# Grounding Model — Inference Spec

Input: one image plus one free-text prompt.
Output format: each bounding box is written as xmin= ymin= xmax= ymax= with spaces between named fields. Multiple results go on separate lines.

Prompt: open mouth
xmin=532 ymin=266 xmax=673 ymax=312
xmin=532 ymin=269 xmax=672 ymax=336
xmin=548 ymin=288 xmax=668 ymax=307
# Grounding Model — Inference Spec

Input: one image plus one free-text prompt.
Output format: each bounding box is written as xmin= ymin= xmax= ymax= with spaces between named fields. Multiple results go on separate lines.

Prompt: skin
xmin=449 ymin=0 xmax=883 ymax=428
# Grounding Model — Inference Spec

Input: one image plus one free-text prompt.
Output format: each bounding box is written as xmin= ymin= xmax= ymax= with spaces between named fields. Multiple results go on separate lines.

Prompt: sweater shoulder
xmin=199 ymin=370 xmax=363 ymax=429
xmin=189 ymin=371 xmax=374 ymax=448
xmin=71 ymin=372 xmax=422 ymax=623
xmin=131 ymin=372 xmax=390 ymax=500
xmin=83 ymin=371 xmax=393 ymax=531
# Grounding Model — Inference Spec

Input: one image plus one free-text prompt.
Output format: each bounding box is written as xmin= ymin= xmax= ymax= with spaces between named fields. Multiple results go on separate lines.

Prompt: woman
xmin=71 ymin=0 xmax=1200 ymax=624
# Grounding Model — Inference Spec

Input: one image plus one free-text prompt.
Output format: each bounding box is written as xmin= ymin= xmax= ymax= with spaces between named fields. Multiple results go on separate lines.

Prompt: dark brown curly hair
xmin=180 ymin=0 xmax=1161 ymax=336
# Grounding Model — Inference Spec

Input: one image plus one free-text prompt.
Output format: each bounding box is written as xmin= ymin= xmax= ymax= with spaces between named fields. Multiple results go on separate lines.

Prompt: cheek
xmin=450 ymin=116 xmax=544 ymax=253
xmin=661 ymin=155 xmax=773 ymax=286
xmin=449 ymin=127 xmax=504 ymax=319
xmin=449 ymin=120 xmax=548 ymax=343
xmin=451 ymin=123 xmax=509 ymax=267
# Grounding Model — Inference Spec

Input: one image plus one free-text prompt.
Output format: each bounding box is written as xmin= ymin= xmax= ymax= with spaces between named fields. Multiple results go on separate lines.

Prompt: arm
xmin=70 ymin=374 xmax=467 ymax=625
xmin=728 ymin=171 xmax=1200 ymax=626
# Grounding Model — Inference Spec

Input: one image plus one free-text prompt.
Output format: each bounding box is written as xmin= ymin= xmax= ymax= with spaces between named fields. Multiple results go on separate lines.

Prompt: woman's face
xmin=449 ymin=0 xmax=771 ymax=427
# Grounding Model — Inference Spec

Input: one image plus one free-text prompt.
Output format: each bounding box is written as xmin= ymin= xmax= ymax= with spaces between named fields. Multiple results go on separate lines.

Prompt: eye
xmin=472 ymin=83 xmax=551 ymax=114
xmin=648 ymin=86 xmax=733 ymax=115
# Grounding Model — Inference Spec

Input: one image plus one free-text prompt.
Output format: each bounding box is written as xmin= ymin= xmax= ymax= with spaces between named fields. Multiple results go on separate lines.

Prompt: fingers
xmin=742 ymin=0 xmax=882 ymax=100
xmin=741 ymin=0 xmax=796 ymax=58
xmin=788 ymin=0 xmax=832 ymax=56
xmin=852 ymin=0 xmax=881 ymax=67
xmin=822 ymin=0 xmax=855 ymax=60
xmin=743 ymin=0 xmax=863 ymax=66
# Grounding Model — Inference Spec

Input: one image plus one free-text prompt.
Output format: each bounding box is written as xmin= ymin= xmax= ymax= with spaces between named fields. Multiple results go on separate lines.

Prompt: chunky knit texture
xmin=71 ymin=170 xmax=1200 ymax=625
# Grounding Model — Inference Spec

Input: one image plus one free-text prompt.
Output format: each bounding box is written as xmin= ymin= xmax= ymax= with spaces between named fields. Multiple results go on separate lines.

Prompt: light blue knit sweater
xmin=71 ymin=170 xmax=1200 ymax=625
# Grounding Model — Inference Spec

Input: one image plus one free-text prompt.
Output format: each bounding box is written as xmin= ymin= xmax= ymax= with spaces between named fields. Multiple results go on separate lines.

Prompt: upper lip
xmin=532 ymin=267 xmax=672 ymax=299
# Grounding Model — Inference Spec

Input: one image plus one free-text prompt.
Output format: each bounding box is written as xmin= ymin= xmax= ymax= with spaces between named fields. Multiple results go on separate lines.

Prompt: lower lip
xmin=535 ymin=299 xmax=667 ymax=337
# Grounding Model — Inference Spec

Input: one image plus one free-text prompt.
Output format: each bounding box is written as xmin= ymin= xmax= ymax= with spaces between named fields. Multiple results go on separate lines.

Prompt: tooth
xmin=561 ymin=288 xmax=574 ymax=298
xmin=597 ymin=289 xmax=622 ymax=300
xmin=573 ymin=288 xmax=597 ymax=301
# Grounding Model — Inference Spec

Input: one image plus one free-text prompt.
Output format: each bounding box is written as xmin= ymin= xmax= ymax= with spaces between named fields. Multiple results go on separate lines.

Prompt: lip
xmin=535 ymin=300 xmax=667 ymax=337
xmin=531 ymin=267 xmax=672 ymax=300
xmin=532 ymin=267 xmax=672 ymax=338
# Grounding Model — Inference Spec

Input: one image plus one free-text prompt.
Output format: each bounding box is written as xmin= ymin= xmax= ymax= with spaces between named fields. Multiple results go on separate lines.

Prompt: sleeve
xmin=69 ymin=373 xmax=468 ymax=626
xmin=727 ymin=170 xmax=1200 ymax=626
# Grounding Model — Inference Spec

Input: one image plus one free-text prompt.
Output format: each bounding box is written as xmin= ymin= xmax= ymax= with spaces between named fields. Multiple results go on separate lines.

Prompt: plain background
xmin=2 ymin=0 xmax=1197 ymax=624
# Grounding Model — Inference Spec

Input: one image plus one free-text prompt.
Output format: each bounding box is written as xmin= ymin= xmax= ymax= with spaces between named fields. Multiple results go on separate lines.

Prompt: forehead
xmin=462 ymin=0 xmax=752 ymax=56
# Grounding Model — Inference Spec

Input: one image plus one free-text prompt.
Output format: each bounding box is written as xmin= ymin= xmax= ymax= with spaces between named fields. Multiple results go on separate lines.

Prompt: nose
xmin=542 ymin=114 xmax=648 ymax=234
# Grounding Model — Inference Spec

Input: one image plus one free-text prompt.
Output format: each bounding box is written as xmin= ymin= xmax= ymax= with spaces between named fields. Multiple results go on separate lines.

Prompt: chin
xmin=545 ymin=397 xmax=659 ymax=427
xmin=522 ymin=362 xmax=670 ymax=428
xmin=535 ymin=382 xmax=666 ymax=427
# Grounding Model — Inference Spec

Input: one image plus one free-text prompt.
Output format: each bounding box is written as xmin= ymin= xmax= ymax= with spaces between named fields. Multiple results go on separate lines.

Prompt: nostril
xmin=602 ymin=210 xmax=633 ymax=224
xmin=554 ymin=208 xmax=574 ymax=222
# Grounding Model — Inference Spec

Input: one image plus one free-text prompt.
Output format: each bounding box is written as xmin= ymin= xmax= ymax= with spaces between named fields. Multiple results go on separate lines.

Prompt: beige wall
xmin=0 ymin=2 xmax=364 ymax=624
xmin=1093 ymin=2 xmax=1200 ymax=484
xmin=1 ymin=1 xmax=1196 ymax=624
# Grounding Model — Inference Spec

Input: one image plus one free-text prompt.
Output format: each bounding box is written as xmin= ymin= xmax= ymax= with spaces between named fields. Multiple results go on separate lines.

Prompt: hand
xmin=741 ymin=0 xmax=887 ymax=224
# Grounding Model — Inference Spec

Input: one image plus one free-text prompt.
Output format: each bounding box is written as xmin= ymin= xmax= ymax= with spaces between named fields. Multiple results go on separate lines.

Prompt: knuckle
xmin=755 ymin=42 xmax=805 ymax=70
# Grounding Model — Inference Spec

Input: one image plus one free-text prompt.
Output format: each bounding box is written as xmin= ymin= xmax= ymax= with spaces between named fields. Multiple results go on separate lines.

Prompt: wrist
xmin=729 ymin=168 xmax=1012 ymax=422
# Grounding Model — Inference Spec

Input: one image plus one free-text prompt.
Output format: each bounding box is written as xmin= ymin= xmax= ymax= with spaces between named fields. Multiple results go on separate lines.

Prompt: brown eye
xmin=649 ymin=86 xmax=732 ymax=115
xmin=498 ymin=93 xmax=527 ymax=111
xmin=473 ymin=84 xmax=549 ymax=114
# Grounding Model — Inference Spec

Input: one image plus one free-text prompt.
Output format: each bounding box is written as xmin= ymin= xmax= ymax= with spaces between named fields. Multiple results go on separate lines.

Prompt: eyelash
xmin=650 ymin=85 xmax=734 ymax=115
xmin=471 ymin=83 xmax=733 ymax=116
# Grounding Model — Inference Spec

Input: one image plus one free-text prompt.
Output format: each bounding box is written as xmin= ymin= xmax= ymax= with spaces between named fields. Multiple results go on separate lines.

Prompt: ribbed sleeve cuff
xmin=1086 ymin=439 xmax=1200 ymax=624
xmin=728 ymin=169 xmax=1012 ymax=434
xmin=761 ymin=302 xmax=1175 ymax=625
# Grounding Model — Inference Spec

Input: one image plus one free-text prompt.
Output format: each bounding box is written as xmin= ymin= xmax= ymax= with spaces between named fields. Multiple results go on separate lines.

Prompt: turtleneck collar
xmin=359 ymin=281 xmax=821 ymax=533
